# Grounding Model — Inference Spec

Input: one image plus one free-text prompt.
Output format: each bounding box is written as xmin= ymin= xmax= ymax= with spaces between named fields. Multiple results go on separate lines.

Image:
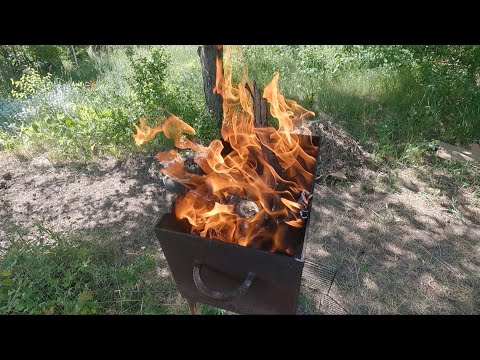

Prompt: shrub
xmin=10 ymin=67 xmax=52 ymax=99
xmin=128 ymin=46 xmax=170 ymax=116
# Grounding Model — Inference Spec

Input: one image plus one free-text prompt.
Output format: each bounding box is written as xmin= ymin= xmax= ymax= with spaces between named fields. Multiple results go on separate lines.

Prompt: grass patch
xmin=241 ymin=45 xmax=480 ymax=161
xmin=0 ymin=223 xmax=181 ymax=315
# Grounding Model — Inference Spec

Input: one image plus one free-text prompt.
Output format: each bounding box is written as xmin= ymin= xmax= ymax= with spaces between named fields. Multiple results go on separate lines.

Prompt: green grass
xmin=0 ymin=223 xmax=181 ymax=315
xmin=0 ymin=223 xmax=235 ymax=315
xmin=241 ymin=45 xmax=480 ymax=161
xmin=2 ymin=45 xmax=479 ymax=165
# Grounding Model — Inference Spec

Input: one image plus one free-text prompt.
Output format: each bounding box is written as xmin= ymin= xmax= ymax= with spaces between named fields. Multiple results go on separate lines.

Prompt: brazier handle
xmin=193 ymin=263 xmax=255 ymax=300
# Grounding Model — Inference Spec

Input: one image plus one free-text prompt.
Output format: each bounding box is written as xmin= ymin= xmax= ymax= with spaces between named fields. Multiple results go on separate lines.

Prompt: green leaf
xmin=0 ymin=269 xmax=12 ymax=278
xmin=2 ymin=279 xmax=14 ymax=286
xmin=65 ymin=118 xmax=74 ymax=127
xmin=100 ymin=108 xmax=113 ymax=118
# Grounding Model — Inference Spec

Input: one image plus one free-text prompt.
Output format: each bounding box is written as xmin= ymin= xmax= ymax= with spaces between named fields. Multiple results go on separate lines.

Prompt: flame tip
xmin=137 ymin=46 xmax=317 ymax=255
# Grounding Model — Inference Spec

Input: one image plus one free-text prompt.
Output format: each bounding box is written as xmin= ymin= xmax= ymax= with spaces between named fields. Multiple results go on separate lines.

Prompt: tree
xmin=197 ymin=45 xmax=223 ymax=127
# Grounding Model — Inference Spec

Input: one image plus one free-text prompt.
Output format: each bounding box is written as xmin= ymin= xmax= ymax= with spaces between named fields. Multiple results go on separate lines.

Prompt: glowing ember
xmin=134 ymin=46 xmax=318 ymax=255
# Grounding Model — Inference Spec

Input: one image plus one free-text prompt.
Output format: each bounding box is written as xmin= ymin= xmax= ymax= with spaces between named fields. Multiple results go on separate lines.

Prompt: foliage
xmin=0 ymin=46 xmax=67 ymax=92
xmin=0 ymin=46 xmax=100 ymax=96
xmin=2 ymin=45 xmax=480 ymax=163
xmin=24 ymin=45 xmax=68 ymax=75
xmin=0 ymin=224 xmax=174 ymax=315
xmin=242 ymin=45 xmax=480 ymax=160
xmin=128 ymin=46 xmax=170 ymax=116
xmin=10 ymin=67 xmax=52 ymax=99
xmin=162 ymin=46 xmax=220 ymax=143
xmin=5 ymin=104 xmax=136 ymax=162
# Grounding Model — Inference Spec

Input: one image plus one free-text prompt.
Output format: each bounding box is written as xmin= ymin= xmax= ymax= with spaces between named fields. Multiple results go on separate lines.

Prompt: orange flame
xmin=132 ymin=118 xmax=163 ymax=146
xmin=133 ymin=46 xmax=317 ymax=255
xmin=213 ymin=45 xmax=223 ymax=96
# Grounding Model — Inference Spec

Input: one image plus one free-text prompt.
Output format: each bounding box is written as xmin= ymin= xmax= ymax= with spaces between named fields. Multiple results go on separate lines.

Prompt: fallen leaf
xmin=329 ymin=171 xmax=347 ymax=181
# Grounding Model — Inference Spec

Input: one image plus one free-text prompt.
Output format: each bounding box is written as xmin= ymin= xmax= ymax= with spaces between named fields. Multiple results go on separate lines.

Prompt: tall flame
xmin=134 ymin=46 xmax=317 ymax=255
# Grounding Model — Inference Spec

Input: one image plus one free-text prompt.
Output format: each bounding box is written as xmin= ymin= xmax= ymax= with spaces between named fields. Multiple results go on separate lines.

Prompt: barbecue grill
xmin=154 ymin=134 xmax=326 ymax=314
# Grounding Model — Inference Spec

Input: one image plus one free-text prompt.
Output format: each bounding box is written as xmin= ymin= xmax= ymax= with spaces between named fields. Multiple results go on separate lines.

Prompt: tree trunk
xmin=198 ymin=45 xmax=223 ymax=127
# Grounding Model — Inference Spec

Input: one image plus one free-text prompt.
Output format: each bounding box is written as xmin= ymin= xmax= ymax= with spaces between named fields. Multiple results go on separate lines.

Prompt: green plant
xmin=359 ymin=263 xmax=369 ymax=273
xmin=360 ymin=179 xmax=375 ymax=194
xmin=25 ymin=45 xmax=68 ymax=75
xmin=129 ymin=46 xmax=170 ymax=115
xmin=200 ymin=304 xmax=228 ymax=315
xmin=10 ymin=103 xmax=138 ymax=162
xmin=10 ymin=67 xmax=52 ymax=99
xmin=0 ymin=223 xmax=174 ymax=315
xmin=445 ymin=196 xmax=464 ymax=222
xmin=137 ymin=45 xmax=221 ymax=144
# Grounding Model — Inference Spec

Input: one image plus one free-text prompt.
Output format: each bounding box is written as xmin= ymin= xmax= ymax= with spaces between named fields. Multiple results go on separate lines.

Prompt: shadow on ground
xmin=1 ymin=148 xmax=479 ymax=315
xmin=0 ymin=151 xmax=192 ymax=314
xmin=302 ymin=169 xmax=480 ymax=314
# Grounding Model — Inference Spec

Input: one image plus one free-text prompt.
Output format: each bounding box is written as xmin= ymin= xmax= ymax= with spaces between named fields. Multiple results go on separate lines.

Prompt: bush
xmin=1 ymin=48 xmax=142 ymax=160
xmin=2 ymin=98 xmax=137 ymax=161
xmin=10 ymin=66 xmax=52 ymax=99
xmin=128 ymin=46 xmax=170 ymax=117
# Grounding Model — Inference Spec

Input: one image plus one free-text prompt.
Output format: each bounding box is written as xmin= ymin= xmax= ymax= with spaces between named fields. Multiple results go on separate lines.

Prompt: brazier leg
xmin=187 ymin=299 xmax=198 ymax=315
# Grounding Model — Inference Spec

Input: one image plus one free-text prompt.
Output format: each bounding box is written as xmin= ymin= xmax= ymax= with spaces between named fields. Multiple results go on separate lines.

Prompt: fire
xmin=134 ymin=46 xmax=318 ymax=255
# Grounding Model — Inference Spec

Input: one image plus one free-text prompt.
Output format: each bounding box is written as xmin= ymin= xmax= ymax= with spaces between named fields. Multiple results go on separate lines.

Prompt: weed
xmin=360 ymin=179 xmax=375 ymax=194
xmin=0 ymin=223 xmax=177 ymax=315
xmin=359 ymin=263 xmax=370 ymax=273
xmin=445 ymin=197 xmax=464 ymax=222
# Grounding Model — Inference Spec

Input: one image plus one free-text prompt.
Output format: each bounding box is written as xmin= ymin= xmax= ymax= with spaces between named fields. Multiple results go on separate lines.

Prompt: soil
xmin=309 ymin=120 xmax=374 ymax=182
xmin=0 ymin=152 xmax=173 ymax=254
xmin=1 ymin=125 xmax=479 ymax=314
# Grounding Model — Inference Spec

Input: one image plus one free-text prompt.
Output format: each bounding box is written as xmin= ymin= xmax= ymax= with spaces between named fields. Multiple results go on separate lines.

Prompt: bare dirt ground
xmin=1 ymin=132 xmax=479 ymax=314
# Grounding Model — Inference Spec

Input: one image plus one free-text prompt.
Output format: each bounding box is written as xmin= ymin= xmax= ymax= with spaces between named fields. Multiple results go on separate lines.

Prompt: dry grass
xmin=301 ymin=163 xmax=480 ymax=314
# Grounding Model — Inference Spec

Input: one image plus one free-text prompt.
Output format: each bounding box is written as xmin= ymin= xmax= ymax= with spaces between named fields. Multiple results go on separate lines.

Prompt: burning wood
xmin=245 ymin=81 xmax=268 ymax=128
xmin=134 ymin=46 xmax=318 ymax=255
xmin=245 ymin=82 xmax=284 ymax=176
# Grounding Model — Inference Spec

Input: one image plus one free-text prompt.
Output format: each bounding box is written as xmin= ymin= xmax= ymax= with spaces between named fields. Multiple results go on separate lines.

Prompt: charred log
xmin=245 ymin=82 xmax=284 ymax=176
xmin=245 ymin=81 xmax=268 ymax=127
